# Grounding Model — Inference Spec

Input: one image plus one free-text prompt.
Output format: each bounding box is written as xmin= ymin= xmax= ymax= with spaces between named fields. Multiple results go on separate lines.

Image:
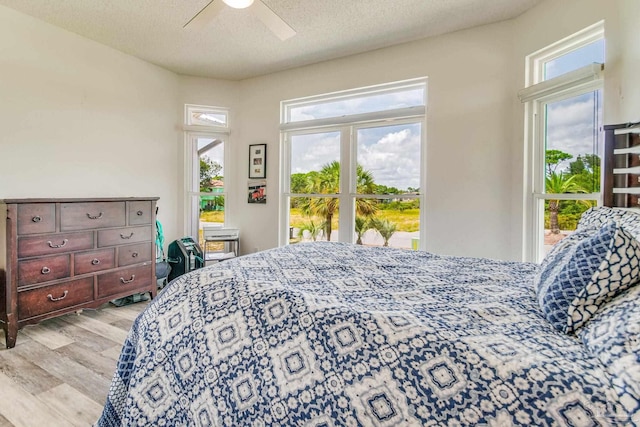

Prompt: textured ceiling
xmin=0 ymin=0 xmax=543 ymax=80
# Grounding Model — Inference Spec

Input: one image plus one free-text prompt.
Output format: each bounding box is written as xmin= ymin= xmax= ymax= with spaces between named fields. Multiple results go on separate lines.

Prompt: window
xmin=520 ymin=22 xmax=604 ymax=262
xmin=281 ymin=79 xmax=426 ymax=250
xmin=185 ymin=104 xmax=229 ymax=128
xmin=184 ymin=105 xmax=230 ymax=246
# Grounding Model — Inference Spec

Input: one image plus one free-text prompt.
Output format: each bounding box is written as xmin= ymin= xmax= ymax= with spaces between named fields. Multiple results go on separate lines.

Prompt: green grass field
xmin=200 ymin=208 xmax=420 ymax=233
xmin=201 ymin=211 xmax=224 ymax=223
xmin=289 ymin=208 xmax=419 ymax=232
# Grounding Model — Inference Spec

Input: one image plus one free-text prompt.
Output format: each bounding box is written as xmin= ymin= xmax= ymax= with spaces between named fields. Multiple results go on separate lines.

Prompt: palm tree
xmin=355 ymin=216 xmax=370 ymax=245
xmin=545 ymin=171 xmax=586 ymax=234
xmin=299 ymin=161 xmax=379 ymax=240
xmin=370 ymin=218 xmax=397 ymax=246
xmin=299 ymin=220 xmax=322 ymax=241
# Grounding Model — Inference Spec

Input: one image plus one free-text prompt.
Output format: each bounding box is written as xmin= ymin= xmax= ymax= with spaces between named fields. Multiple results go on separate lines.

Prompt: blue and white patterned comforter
xmin=96 ymin=242 xmax=629 ymax=426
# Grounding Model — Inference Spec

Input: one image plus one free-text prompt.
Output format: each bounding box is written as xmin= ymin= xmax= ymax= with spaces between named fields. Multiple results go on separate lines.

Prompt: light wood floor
xmin=0 ymin=301 xmax=149 ymax=427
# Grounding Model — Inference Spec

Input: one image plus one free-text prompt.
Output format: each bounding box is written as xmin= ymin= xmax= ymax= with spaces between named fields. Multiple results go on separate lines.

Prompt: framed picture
xmin=248 ymin=180 xmax=267 ymax=204
xmin=249 ymin=144 xmax=267 ymax=179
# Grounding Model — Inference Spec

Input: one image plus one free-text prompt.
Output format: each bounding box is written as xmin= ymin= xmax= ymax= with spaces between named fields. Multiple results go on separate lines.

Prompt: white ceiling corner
xmin=0 ymin=0 xmax=543 ymax=80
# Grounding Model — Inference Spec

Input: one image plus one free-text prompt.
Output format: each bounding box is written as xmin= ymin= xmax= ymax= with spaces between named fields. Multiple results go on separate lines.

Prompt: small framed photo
xmin=248 ymin=180 xmax=267 ymax=204
xmin=249 ymin=144 xmax=267 ymax=179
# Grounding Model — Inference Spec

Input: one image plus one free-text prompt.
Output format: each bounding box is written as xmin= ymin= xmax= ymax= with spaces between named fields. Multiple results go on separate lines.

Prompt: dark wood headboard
xmin=603 ymin=121 xmax=640 ymax=207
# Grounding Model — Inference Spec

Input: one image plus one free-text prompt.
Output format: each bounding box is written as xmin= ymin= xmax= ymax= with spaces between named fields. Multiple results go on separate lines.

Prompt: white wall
xmin=177 ymin=76 xmax=240 ymax=236
xmin=227 ymin=0 xmax=639 ymax=260
xmin=0 ymin=5 xmax=182 ymax=243
xmin=509 ymin=0 xmax=640 ymax=260
xmin=1 ymin=0 xmax=638 ymax=261
xmin=232 ymin=22 xmax=517 ymax=259
xmin=615 ymin=0 xmax=640 ymax=123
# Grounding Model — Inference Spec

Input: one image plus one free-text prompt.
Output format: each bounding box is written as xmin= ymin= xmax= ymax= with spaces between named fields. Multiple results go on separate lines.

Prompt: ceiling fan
xmin=184 ymin=0 xmax=296 ymax=41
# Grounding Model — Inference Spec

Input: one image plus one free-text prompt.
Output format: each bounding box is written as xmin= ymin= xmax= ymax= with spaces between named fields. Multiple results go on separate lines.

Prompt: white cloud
xmin=289 ymin=125 xmax=421 ymax=191
xmin=291 ymin=132 xmax=340 ymax=174
xmin=546 ymin=95 xmax=602 ymax=171
xmin=358 ymin=127 xmax=421 ymax=190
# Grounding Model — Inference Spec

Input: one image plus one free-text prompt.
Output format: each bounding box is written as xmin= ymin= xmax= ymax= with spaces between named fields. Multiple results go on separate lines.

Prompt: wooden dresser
xmin=0 ymin=197 xmax=158 ymax=348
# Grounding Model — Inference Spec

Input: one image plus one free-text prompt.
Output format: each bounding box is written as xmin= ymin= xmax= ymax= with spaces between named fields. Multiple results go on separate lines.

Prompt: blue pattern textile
xmin=95 ymin=242 xmax=630 ymax=426
xmin=536 ymin=222 xmax=640 ymax=334
xmin=578 ymin=206 xmax=640 ymax=238
xmin=579 ymin=285 xmax=640 ymax=425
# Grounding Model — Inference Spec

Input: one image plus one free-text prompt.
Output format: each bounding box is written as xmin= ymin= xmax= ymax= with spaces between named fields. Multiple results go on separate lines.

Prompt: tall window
xmin=184 ymin=105 xmax=229 ymax=245
xmin=280 ymin=79 xmax=426 ymax=249
xmin=520 ymin=22 xmax=604 ymax=262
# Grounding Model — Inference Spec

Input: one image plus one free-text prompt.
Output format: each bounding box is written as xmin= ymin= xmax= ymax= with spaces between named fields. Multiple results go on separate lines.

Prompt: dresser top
xmin=1 ymin=197 xmax=159 ymax=204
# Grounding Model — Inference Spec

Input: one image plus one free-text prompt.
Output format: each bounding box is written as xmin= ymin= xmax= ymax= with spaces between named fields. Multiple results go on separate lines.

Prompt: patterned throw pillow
xmin=579 ymin=286 xmax=640 ymax=423
xmin=535 ymin=222 xmax=640 ymax=334
xmin=578 ymin=206 xmax=640 ymax=238
xmin=537 ymin=225 xmax=600 ymax=274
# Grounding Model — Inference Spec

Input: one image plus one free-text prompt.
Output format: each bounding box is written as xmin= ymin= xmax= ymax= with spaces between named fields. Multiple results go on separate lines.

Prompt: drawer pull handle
xmin=87 ymin=212 xmax=103 ymax=220
xmin=47 ymin=291 xmax=68 ymax=302
xmin=136 ymin=210 xmax=144 ymax=216
xmin=91 ymin=258 xmax=100 ymax=265
xmin=120 ymin=232 xmax=134 ymax=239
xmin=47 ymin=239 xmax=68 ymax=248
xmin=132 ymin=252 xmax=139 ymax=258
xmin=32 ymin=216 xmax=42 ymax=223
xmin=41 ymin=267 xmax=51 ymax=274
xmin=120 ymin=275 xmax=135 ymax=284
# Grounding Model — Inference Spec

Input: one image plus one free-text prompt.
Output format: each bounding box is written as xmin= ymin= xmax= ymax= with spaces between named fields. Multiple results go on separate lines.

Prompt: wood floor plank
xmin=20 ymin=323 xmax=75 ymax=350
xmin=57 ymin=313 xmax=129 ymax=345
xmin=11 ymin=336 xmax=114 ymax=404
xmin=109 ymin=318 xmax=136 ymax=332
xmin=37 ymin=383 xmax=104 ymax=427
xmin=0 ymin=372 xmax=70 ymax=427
xmin=81 ymin=306 xmax=129 ymax=324
xmin=0 ymin=346 xmax=63 ymax=395
xmin=0 ymin=302 xmax=148 ymax=426
xmin=106 ymin=301 xmax=149 ymax=321
xmin=101 ymin=345 xmax=125 ymax=362
xmin=41 ymin=317 xmax=120 ymax=353
xmin=0 ymin=413 xmax=14 ymax=427
xmin=56 ymin=342 xmax=120 ymax=380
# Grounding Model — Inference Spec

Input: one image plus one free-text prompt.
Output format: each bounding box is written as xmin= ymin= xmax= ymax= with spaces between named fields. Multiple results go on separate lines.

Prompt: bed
xmin=95 ymin=204 xmax=640 ymax=426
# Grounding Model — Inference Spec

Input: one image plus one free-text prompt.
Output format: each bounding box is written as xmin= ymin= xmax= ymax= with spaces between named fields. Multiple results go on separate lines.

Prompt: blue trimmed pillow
xmin=535 ymin=222 xmax=640 ymax=334
xmin=578 ymin=206 xmax=640 ymax=238
xmin=578 ymin=285 xmax=640 ymax=423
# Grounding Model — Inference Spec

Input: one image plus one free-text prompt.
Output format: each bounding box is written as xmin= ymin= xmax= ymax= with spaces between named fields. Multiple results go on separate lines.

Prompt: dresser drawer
xmin=98 ymin=226 xmax=152 ymax=247
xmin=97 ymin=264 xmax=153 ymax=298
xmin=128 ymin=201 xmax=153 ymax=225
xmin=18 ymin=254 xmax=71 ymax=287
xmin=74 ymin=248 xmax=115 ymax=275
xmin=60 ymin=202 xmax=126 ymax=231
xmin=17 ymin=203 xmax=56 ymax=235
xmin=18 ymin=278 xmax=94 ymax=319
xmin=118 ymin=242 xmax=153 ymax=267
xmin=17 ymin=231 xmax=94 ymax=258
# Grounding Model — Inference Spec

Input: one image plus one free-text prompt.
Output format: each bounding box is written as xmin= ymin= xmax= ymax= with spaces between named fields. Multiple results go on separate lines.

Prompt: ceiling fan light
xmin=222 ymin=0 xmax=254 ymax=9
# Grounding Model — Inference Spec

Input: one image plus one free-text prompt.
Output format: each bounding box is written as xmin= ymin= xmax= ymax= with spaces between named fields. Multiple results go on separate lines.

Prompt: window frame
xmin=184 ymin=130 xmax=230 ymax=239
xmin=521 ymin=21 xmax=604 ymax=262
xmin=279 ymin=79 xmax=427 ymax=249
xmin=184 ymin=104 xmax=230 ymax=130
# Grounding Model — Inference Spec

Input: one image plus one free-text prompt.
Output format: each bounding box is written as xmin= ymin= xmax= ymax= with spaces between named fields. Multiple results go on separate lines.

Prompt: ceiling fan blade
xmin=251 ymin=1 xmax=296 ymax=41
xmin=184 ymin=0 xmax=226 ymax=30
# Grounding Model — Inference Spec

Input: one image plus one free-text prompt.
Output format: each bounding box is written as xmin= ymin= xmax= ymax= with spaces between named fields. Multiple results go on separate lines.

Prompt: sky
xmin=290 ymin=123 xmax=421 ymax=191
xmin=290 ymin=87 xmax=424 ymax=122
xmin=544 ymin=39 xmax=604 ymax=175
xmin=198 ymin=137 xmax=224 ymax=176
xmin=289 ymin=86 xmax=424 ymax=192
xmin=546 ymin=91 xmax=601 ymax=172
